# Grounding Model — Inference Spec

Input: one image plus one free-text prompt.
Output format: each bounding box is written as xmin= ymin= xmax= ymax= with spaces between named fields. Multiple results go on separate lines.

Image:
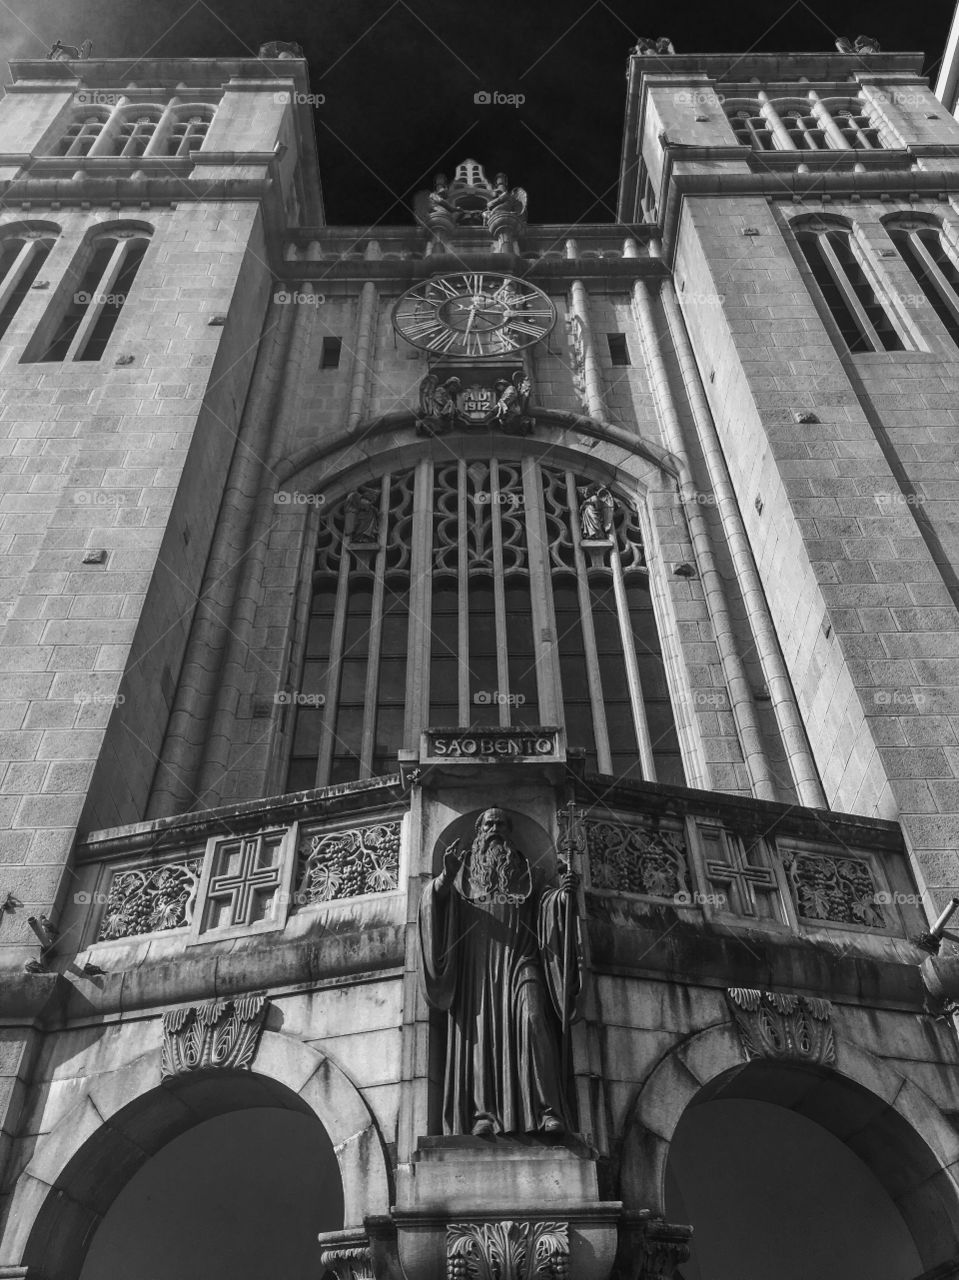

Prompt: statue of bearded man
xmin=418 ymin=807 xmax=580 ymax=1137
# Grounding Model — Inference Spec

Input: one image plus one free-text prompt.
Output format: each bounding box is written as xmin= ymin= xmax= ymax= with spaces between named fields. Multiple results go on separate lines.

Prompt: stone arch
xmin=10 ymin=1030 xmax=391 ymax=1280
xmin=620 ymin=1019 xmax=959 ymax=1273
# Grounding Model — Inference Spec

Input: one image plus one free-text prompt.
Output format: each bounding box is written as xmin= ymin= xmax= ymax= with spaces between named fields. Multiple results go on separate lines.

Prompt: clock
xmin=392 ymin=271 xmax=556 ymax=358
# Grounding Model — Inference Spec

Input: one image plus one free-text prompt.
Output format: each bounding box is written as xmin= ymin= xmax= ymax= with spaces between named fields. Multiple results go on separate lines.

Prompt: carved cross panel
xmin=698 ymin=826 xmax=784 ymax=924
xmin=193 ymin=828 xmax=292 ymax=939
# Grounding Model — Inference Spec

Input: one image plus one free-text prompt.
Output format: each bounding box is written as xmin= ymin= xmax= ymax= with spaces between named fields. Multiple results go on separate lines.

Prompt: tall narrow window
xmin=794 ymin=219 xmax=905 ymax=353
xmin=25 ymin=227 xmax=151 ymax=364
xmin=0 ymin=227 xmax=56 ymax=342
xmin=114 ymin=111 xmax=161 ymax=157
xmin=286 ymin=458 xmax=683 ymax=791
xmin=164 ymin=110 xmax=213 ymax=156
xmin=886 ymin=217 xmax=959 ymax=346
xmin=783 ymin=110 xmax=827 ymax=149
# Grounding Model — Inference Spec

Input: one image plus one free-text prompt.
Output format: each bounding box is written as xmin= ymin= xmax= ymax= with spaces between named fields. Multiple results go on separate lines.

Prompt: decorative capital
xmin=161 ymin=993 xmax=268 ymax=1078
xmin=639 ymin=1218 xmax=692 ymax=1279
xmin=447 ymin=1220 xmax=569 ymax=1280
xmin=319 ymin=1232 xmax=376 ymax=1280
xmin=726 ymin=988 xmax=835 ymax=1066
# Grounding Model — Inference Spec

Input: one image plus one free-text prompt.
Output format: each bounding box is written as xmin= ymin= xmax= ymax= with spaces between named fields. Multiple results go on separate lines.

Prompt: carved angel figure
xmin=485 ymin=174 xmax=528 ymax=219
xmin=835 ymin=35 xmax=880 ymax=54
xmin=47 ymin=38 xmax=93 ymax=59
xmin=419 ymin=374 xmax=463 ymax=434
xmin=428 ymin=174 xmax=458 ymax=218
xmin=344 ymin=490 xmax=380 ymax=543
xmin=578 ymin=482 xmax=615 ymax=540
xmin=492 ymin=371 xmax=533 ymax=434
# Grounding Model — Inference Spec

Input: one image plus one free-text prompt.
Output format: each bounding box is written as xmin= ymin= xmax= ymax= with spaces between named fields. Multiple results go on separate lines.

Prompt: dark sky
xmin=1 ymin=0 xmax=956 ymax=223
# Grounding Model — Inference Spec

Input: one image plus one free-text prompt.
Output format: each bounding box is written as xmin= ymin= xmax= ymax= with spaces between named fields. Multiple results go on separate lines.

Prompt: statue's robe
xmin=419 ymin=850 xmax=580 ymax=1135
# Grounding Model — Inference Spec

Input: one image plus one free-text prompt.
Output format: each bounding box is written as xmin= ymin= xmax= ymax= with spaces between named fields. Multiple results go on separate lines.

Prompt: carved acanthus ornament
xmin=726 ymin=988 xmax=835 ymax=1066
xmin=161 ymin=994 xmax=268 ymax=1078
xmin=319 ymin=1234 xmax=375 ymax=1280
xmin=447 ymin=1220 xmax=569 ymax=1280
xmin=97 ymin=857 xmax=203 ymax=940
xmin=295 ymin=821 xmax=401 ymax=905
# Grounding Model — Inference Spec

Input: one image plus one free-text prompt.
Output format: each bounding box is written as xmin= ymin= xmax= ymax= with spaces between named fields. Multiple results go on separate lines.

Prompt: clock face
xmin=392 ymin=272 xmax=556 ymax=358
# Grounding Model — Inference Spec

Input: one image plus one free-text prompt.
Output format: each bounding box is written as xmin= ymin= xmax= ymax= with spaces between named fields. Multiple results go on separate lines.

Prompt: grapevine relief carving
xmin=97 ymin=857 xmax=203 ymax=940
xmin=295 ymin=821 xmax=401 ymax=904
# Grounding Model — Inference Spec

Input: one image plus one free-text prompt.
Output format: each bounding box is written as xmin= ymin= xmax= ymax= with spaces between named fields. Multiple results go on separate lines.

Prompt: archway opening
xmin=664 ymin=1066 xmax=930 ymax=1280
xmin=24 ymin=1069 xmax=345 ymax=1280
xmin=78 ymin=1106 xmax=342 ymax=1280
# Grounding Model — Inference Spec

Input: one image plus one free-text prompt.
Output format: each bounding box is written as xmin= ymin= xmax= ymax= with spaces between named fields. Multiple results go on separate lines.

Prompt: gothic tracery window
xmin=285 ymin=457 xmax=683 ymax=791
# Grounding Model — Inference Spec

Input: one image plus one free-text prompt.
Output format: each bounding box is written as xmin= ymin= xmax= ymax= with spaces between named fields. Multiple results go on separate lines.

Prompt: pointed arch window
xmin=0 ymin=224 xmax=57 ymax=342
xmin=23 ymin=226 xmax=151 ymax=363
xmin=793 ymin=218 xmax=907 ymax=352
xmin=885 ymin=216 xmax=959 ymax=346
xmin=285 ymin=457 xmax=683 ymax=791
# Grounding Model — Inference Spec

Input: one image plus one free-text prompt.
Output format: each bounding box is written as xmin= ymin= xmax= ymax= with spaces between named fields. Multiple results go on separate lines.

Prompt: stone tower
xmin=2 ymin=38 xmax=959 ymax=1280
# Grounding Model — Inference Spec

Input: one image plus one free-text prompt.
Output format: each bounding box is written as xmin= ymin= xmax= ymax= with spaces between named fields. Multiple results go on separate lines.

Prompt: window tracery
xmin=285 ymin=457 xmax=682 ymax=790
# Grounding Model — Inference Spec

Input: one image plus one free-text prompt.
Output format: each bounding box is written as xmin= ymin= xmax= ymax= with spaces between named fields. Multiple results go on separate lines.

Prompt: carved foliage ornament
xmin=726 ymin=988 xmax=835 ymax=1066
xmin=320 ymin=1244 xmax=375 ymax=1280
xmin=161 ymin=994 xmax=268 ymax=1078
xmin=586 ymin=820 xmax=689 ymax=900
xmin=783 ymin=850 xmax=885 ymax=928
xmin=295 ymin=821 xmax=401 ymax=905
xmin=448 ymin=1221 xmax=569 ymax=1280
xmin=97 ymin=857 xmax=203 ymax=941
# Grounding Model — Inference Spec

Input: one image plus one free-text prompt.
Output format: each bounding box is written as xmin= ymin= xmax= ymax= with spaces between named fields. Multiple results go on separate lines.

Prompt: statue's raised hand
xmin=441 ymin=840 xmax=462 ymax=889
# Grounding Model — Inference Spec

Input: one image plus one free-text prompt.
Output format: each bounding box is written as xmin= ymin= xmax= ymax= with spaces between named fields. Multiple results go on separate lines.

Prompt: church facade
xmin=2 ymin=37 xmax=959 ymax=1280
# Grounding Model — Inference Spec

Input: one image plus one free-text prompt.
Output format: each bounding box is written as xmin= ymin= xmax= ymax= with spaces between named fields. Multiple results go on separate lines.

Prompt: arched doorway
xmin=22 ymin=1067 xmax=347 ymax=1280
xmin=666 ymin=1094 xmax=922 ymax=1279
xmin=78 ymin=1106 xmax=342 ymax=1280
xmin=660 ymin=1059 xmax=952 ymax=1280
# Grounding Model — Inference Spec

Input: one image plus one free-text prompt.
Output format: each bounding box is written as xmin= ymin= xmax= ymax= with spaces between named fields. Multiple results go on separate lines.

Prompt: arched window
xmin=885 ymin=216 xmax=959 ymax=346
xmin=834 ymin=107 xmax=882 ymax=149
xmin=163 ymin=106 xmax=214 ymax=156
xmin=728 ymin=108 xmax=775 ymax=150
xmin=113 ymin=106 xmax=163 ymax=157
xmin=0 ymin=224 xmax=57 ymax=342
xmin=782 ymin=109 xmax=826 ymax=149
xmin=285 ymin=457 xmax=683 ymax=791
xmin=793 ymin=219 xmax=906 ymax=353
xmin=50 ymin=110 xmax=109 ymax=157
xmin=24 ymin=225 xmax=151 ymax=363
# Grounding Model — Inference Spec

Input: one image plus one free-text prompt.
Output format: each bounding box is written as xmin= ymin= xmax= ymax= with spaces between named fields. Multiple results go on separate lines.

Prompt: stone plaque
xmin=421 ymin=727 xmax=563 ymax=764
